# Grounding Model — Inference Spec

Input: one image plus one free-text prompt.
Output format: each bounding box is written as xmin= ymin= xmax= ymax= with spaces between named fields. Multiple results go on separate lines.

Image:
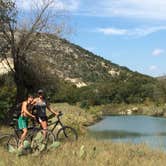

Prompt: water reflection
xmin=88 ymin=116 xmax=166 ymax=151
xmin=90 ymin=130 xmax=166 ymax=139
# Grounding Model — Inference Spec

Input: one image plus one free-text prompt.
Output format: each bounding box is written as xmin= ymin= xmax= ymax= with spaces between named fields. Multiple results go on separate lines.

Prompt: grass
xmin=1 ymin=137 xmax=166 ymax=166
xmin=49 ymin=103 xmax=102 ymax=134
xmin=1 ymin=103 xmax=166 ymax=166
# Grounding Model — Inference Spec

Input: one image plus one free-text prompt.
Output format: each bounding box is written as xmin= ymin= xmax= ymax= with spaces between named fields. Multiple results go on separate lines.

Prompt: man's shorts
xmin=18 ymin=116 xmax=28 ymax=129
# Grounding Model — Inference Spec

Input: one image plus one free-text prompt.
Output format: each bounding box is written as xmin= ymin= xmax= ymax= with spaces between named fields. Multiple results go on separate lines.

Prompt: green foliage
xmin=80 ymin=100 xmax=90 ymax=109
xmin=0 ymin=29 xmax=166 ymax=117
xmin=46 ymin=71 xmax=166 ymax=108
xmin=0 ymin=73 xmax=16 ymax=122
xmin=72 ymin=73 xmax=165 ymax=106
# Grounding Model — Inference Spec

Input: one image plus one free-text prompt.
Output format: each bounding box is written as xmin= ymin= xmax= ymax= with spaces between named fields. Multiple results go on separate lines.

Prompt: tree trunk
xmin=14 ymin=73 xmax=27 ymax=103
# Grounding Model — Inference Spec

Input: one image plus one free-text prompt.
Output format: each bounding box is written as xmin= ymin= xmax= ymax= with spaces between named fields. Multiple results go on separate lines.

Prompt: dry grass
xmin=1 ymin=103 xmax=166 ymax=166
xmin=50 ymin=103 xmax=101 ymax=134
xmin=0 ymin=137 xmax=166 ymax=166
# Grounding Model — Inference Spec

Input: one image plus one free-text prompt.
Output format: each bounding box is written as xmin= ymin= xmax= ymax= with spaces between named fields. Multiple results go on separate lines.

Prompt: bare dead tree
xmin=0 ymin=0 xmax=70 ymax=102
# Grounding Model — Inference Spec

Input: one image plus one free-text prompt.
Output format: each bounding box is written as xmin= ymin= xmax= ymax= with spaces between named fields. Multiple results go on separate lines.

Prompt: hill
xmin=1 ymin=32 xmax=165 ymax=111
xmin=27 ymin=33 xmax=153 ymax=88
xmin=157 ymin=76 xmax=166 ymax=81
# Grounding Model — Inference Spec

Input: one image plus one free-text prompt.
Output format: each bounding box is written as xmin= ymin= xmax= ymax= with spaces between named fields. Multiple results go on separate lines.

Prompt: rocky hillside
xmin=157 ymin=76 xmax=166 ymax=80
xmin=0 ymin=32 xmax=153 ymax=88
xmin=25 ymin=33 xmax=152 ymax=87
xmin=0 ymin=32 xmax=164 ymax=109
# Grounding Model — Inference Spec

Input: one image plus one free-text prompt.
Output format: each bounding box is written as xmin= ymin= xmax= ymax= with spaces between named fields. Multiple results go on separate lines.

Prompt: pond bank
xmin=96 ymin=103 xmax=166 ymax=117
xmin=1 ymin=103 xmax=166 ymax=165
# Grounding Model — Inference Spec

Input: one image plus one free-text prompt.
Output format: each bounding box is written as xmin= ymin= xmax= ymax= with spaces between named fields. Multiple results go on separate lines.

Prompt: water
xmin=88 ymin=115 xmax=166 ymax=150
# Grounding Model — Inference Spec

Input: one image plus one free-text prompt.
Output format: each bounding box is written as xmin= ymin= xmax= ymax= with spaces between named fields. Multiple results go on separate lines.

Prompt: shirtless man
xmin=18 ymin=95 xmax=35 ymax=147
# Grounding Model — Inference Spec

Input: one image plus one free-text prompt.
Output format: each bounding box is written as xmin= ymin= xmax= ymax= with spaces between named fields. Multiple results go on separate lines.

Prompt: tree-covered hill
xmin=26 ymin=33 xmax=153 ymax=87
xmin=0 ymin=32 xmax=166 ymax=122
xmin=15 ymin=33 xmax=164 ymax=105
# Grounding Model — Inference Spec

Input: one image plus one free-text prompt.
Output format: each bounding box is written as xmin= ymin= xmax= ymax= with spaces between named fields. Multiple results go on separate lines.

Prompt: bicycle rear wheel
xmin=56 ymin=126 xmax=78 ymax=142
xmin=6 ymin=135 xmax=18 ymax=150
xmin=0 ymin=134 xmax=10 ymax=148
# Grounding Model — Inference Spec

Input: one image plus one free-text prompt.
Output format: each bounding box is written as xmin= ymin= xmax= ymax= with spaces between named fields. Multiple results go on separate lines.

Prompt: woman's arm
xmin=46 ymin=103 xmax=59 ymax=116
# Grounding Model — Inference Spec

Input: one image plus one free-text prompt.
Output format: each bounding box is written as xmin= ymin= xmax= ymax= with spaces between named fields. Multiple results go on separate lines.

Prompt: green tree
xmin=0 ymin=0 xmax=69 ymax=102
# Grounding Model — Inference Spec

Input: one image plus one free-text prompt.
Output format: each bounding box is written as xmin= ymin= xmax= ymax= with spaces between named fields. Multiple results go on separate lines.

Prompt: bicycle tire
xmin=45 ymin=130 xmax=55 ymax=147
xmin=0 ymin=134 xmax=10 ymax=148
xmin=6 ymin=134 xmax=18 ymax=150
xmin=56 ymin=126 xmax=78 ymax=142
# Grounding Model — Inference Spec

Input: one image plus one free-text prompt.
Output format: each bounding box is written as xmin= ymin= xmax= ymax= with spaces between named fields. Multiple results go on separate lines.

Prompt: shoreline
xmin=1 ymin=103 xmax=166 ymax=165
xmin=97 ymin=103 xmax=166 ymax=118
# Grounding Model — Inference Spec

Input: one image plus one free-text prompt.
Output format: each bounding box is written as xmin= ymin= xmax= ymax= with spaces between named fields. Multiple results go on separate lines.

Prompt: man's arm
xmin=22 ymin=102 xmax=35 ymax=118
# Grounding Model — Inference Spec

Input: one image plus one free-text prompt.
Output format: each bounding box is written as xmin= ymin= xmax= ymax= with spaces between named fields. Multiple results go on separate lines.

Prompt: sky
xmin=16 ymin=0 xmax=166 ymax=77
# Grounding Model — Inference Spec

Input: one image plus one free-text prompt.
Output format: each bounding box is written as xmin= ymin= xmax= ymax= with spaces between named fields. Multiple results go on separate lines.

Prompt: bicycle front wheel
xmin=45 ymin=130 xmax=55 ymax=147
xmin=56 ymin=126 xmax=78 ymax=142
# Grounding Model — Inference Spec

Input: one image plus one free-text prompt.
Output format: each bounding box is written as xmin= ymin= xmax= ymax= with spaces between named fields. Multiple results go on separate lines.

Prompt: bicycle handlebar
xmin=57 ymin=111 xmax=63 ymax=119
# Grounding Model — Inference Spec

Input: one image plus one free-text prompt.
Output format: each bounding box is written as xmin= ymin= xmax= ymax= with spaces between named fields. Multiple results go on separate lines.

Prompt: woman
xmin=32 ymin=89 xmax=59 ymax=138
xmin=18 ymin=95 xmax=35 ymax=147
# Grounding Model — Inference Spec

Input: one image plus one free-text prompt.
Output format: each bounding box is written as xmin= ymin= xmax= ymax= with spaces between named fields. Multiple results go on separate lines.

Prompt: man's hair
xmin=28 ymin=94 xmax=33 ymax=98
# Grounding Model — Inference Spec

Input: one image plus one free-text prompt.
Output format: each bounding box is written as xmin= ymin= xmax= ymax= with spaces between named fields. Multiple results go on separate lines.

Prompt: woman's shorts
xmin=38 ymin=116 xmax=48 ymax=122
xmin=18 ymin=116 xmax=28 ymax=129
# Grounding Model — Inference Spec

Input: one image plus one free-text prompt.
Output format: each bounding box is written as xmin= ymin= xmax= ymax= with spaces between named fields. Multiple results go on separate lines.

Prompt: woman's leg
xmin=40 ymin=120 xmax=47 ymax=139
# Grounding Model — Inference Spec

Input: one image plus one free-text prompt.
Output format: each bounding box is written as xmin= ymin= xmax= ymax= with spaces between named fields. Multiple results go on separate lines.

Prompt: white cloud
xmin=149 ymin=65 xmax=158 ymax=71
xmin=97 ymin=26 xmax=166 ymax=37
xmin=98 ymin=28 xmax=127 ymax=35
xmin=16 ymin=0 xmax=166 ymax=20
xmin=16 ymin=0 xmax=80 ymax=11
xmin=152 ymin=49 xmax=165 ymax=56
xmin=76 ymin=0 xmax=166 ymax=20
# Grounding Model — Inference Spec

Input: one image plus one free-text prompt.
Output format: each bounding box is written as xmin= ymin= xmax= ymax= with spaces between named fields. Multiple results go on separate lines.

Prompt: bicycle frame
xmin=10 ymin=121 xmax=41 ymax=142
xmin=9 ymin=112 xmax=64 ymax=141
xmin=48 ymin=114 xmax=64 ymax=133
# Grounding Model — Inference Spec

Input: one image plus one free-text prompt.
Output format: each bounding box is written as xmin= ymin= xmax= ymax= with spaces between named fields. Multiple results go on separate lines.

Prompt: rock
xmin=131 ymin=107 xmax=139 ymax=113
xmin=127 ymin=109 xmax=132 ymax=115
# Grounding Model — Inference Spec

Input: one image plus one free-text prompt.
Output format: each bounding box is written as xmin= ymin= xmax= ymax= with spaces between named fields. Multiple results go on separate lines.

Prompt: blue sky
xmin=17 ymin=0 xmax=166 ymax=77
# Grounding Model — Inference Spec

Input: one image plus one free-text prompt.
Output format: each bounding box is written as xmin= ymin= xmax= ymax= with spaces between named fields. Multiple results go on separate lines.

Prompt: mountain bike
xmin=2 ymin=111 xmax=78 ymax=152
xmin=48 ymin=111 xmax=78 ymax=142
xmin=5 ymin=117 xmax=55 ymax=152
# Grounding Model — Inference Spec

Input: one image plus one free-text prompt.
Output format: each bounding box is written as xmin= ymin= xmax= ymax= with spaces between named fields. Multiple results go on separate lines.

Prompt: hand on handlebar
xmin=56 ymin=111 xmax=62 ymax=117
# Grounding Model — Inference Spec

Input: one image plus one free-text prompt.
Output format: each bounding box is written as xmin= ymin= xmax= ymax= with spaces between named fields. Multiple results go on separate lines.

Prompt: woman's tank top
xmin=35 ymin=99 xmax=47 ymax=117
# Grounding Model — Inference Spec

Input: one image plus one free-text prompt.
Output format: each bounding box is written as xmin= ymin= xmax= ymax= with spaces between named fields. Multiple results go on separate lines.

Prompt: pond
xmin=88 ymin=115 xmax=166 ymax=151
